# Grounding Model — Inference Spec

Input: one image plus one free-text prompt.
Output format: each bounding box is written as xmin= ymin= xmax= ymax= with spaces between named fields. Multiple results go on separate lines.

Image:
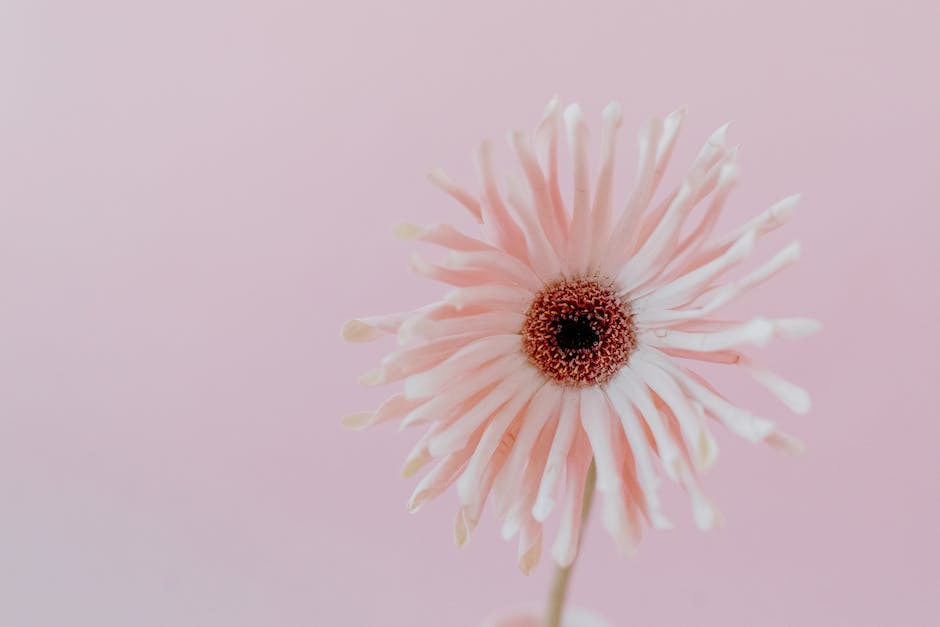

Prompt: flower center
xmin=521 ymin=278 xmax=637 ymax=387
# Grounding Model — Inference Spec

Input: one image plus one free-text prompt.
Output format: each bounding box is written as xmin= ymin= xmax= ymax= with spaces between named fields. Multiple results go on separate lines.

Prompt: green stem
xmin=545 ymin=459 xmax=597 ymax=627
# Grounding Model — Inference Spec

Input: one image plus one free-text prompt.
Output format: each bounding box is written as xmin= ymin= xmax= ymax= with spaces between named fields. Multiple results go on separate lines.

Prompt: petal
xmin=407 ymin=427 xmax=485 ymax=513
xmin=404 ymin=334 xmax=521 ymax=398
xmin=411 ymin=252 xmax=528 ymax=289
xmin=449 ymin=248 xmax=545 ymax=292
xmin=509 ymin=130 xmax=565 ymax=256
xmin=444 ymin=284 xmax=532 ymax=312
xmin=629 ymin=354 xmax=712 ymax=470
xmin=630 ymin=228 xmax=757 ymax=309
xmin=645 ymin=160 xmax=739 ymax=289
xmin=428 ymin=366 xmax=537 ymax=456
xmin=535 ymin=96 xmax=569 ymax=243
xmin=401 ymin=423 xmax=441 ymax=478
xmin=342 ymin=393 xmax=425 ymax=431
xmin=492 ymin=383 xmax=563 ymax=518
xmin=503 ymin=165 xmax=564 ymax=278
xmin=635 ymin=241 xmax=802 ymax=327
xmin=607 ymin=368 xmax=682 ymax=480
xmin=476 ymin=140 xmax=531 ymax=262
xmin=365 ymin=331 xmax=489 ymax=386
xmin=517 ymin=514 xmax=543 ymax=575
xmin=341 ymin=309 xmax=416 ymax=342
xmin=551 ymin=430 xmax=593 ymax=567
xmin=601 ymin=117 xmax=663 ymax=274
xmin=580 ymin=388 xmax=635 ymax=553
xmin=427 ymin=168 xmax=483 ymax=222
xmin=533 ymin=390 xmax=580 ymax=521
xmin=604 ymin=386 xmax=671 ymax=529
xmin=738 ymin=355 xmax=812 ymax=415
xmin=641 ymin=317 xmax=775 ymax=352
xmin=457 ymin=377 xmax=543 ymax=507
xmin=587 ymin=101 xmax=623 ymax=273
xmin=399 ymin=310 xmax=524 ymax=344
xmin=400 ymin=354 xmax=524 ymax=429
xmin=651 ymin=106 xmax=688 ymax=190
xmin=564 ymin=103 xmax=593 ymax=276
xmin=500 ymin=408 xmax=559 ymax=540
xmin=646 ymin=351 xmax=779 ymax=444
xmin=393 ymin=222 xmax=493 ymax=252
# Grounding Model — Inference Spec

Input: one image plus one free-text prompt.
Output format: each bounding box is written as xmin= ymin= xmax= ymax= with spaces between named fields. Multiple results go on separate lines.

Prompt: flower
xmin=342 ymin=98 xmax=818 ymax=574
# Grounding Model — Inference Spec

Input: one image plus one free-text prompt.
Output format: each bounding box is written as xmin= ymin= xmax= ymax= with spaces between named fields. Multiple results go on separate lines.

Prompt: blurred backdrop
xmin=1 ymin=1 xmax=938 ymax=625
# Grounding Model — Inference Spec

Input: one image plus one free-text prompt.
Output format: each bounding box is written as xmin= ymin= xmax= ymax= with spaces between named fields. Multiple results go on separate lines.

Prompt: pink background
xmin=2 ymin=1 xmax=938 ymax=625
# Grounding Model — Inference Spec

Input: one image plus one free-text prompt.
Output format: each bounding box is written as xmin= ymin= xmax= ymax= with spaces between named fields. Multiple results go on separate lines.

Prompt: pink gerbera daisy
xmin=342 ymin=98 xmax=818 ymax=576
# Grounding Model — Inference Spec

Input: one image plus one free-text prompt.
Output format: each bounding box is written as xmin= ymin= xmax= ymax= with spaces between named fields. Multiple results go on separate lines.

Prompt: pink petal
xmin=551 ymin=428 xmax=593 ymax=566
xmin=411 ymin=252 xmax=527 ymax=289
xmin=534 ymin=96 xmax=569 ymax=243
xmin=580 ymin=388 xmax=636 ymax=554
xmin=427 ymin=168 xmax=483 ymax=222
xmin=475 ymin=140 xmax=531 ymax=262
xmin=400 ymin=354 xmax=524 ymax=429
xmin=587 ymin=101 xmax=623 ymax=273
xmin=398 ymin=310 xmax=524 ymax=344
xmin=602 ymin=118 xmax=662 ymax=274
xmin=404 ymin=334 xmax=521 ymax=398
xmin=603 ymin=386 xmax=671 ymax=529
xmin=457 ymin=378 xmax=543 ymax=507
xmin=428 ymin=366 xmax=537 ymax=456
xmin=533 ymin=390 xmax=580 ymax=521
xmin=509 ymin=130 xmax=565 ymax=257
xmin=366 ymin=332 xmax=489 ymax=386
xmin=493 ymin=384 xmax=563 ymax=518
xmin=444 ymin=284 xmax=532 ymax=311
xmin=341 ymin=393 xmax=424 ymax=431
xmin=407 ymin=427 xmax=485 ymax=513
xmin=564 ymin=103 xmax=593 ymax=276
xmin=503 ymin=165 xmax=563 ymax=279
xmin=394 ymin=222 xmax=493 ymax=252
xmin=450 ymin=248 xmax=545 ymax=292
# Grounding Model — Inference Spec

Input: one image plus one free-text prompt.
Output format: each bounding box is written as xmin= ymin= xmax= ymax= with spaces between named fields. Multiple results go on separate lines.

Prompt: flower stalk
xmin=545 ymin=459 xmax=597 ymax=627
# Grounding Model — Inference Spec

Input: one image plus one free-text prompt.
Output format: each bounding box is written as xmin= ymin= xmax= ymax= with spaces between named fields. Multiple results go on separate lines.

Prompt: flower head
xmin=343 ymin=98 xmax=818 ymax=574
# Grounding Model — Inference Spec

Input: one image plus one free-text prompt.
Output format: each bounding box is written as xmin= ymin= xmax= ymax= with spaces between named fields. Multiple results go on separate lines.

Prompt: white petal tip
xmin=791 ymin=395 xmax=812 ymax=415
xmin=782 ymin=241 xmax=803 ymax=261
xmin=532 ymin=499 xmax=554 ymax=522
xmin=711 ymin=122 xmax=732 ymax=143
xmin=694 ymin=506 xmax=723 ymax=531
xmin=402 ymin=378 xmax=428 ymax=399
xmin=774 ymin=318 xmax=823 ymax=340
xmin=406 ymin=492 xmax=428 ymax=513
xmin=544 ymin=95 xmax=560 ymax=113
xmin=698 ymin=443 xmax=719 ymax=471
xmin=501 ymin=517 xmax=521 ymax=540
xmin=341 ymin=319 xmax=382 ymax=342
xmin=426 ymin=168 xmax=449 ymax=185
xmin=456 ymin=476 xmax=473 ymax=505
xmin=393 ymin=223 xmax=423 ymax=239
xmin=518 ymin=544 xmax=542 ymax=575
xmin=552 ymin=548 xmax=576 ymax=569
xmin=442 ymin=289 xmax=469 ymax=310
xmin=563 ymin=102 xmax=584 ymax=124
xmin=670 ymin=104 xmax=689 ymax=118
xmin=400 ymin=458 xmax=425 ymax=479
xmin=602 ymin=101 xmax=623 ymax=124
xmin=777 ymin=193 xmax=802 ymax=209
xmin=766 ymin=432 xmax=807 ymax=456
xmin=357 ymin=368 xmax=383 ymax=386
xmin=454 ymin=510 xmax=473 ymax=547
xmin=341 ymin=412 xmax=374 ymax=430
